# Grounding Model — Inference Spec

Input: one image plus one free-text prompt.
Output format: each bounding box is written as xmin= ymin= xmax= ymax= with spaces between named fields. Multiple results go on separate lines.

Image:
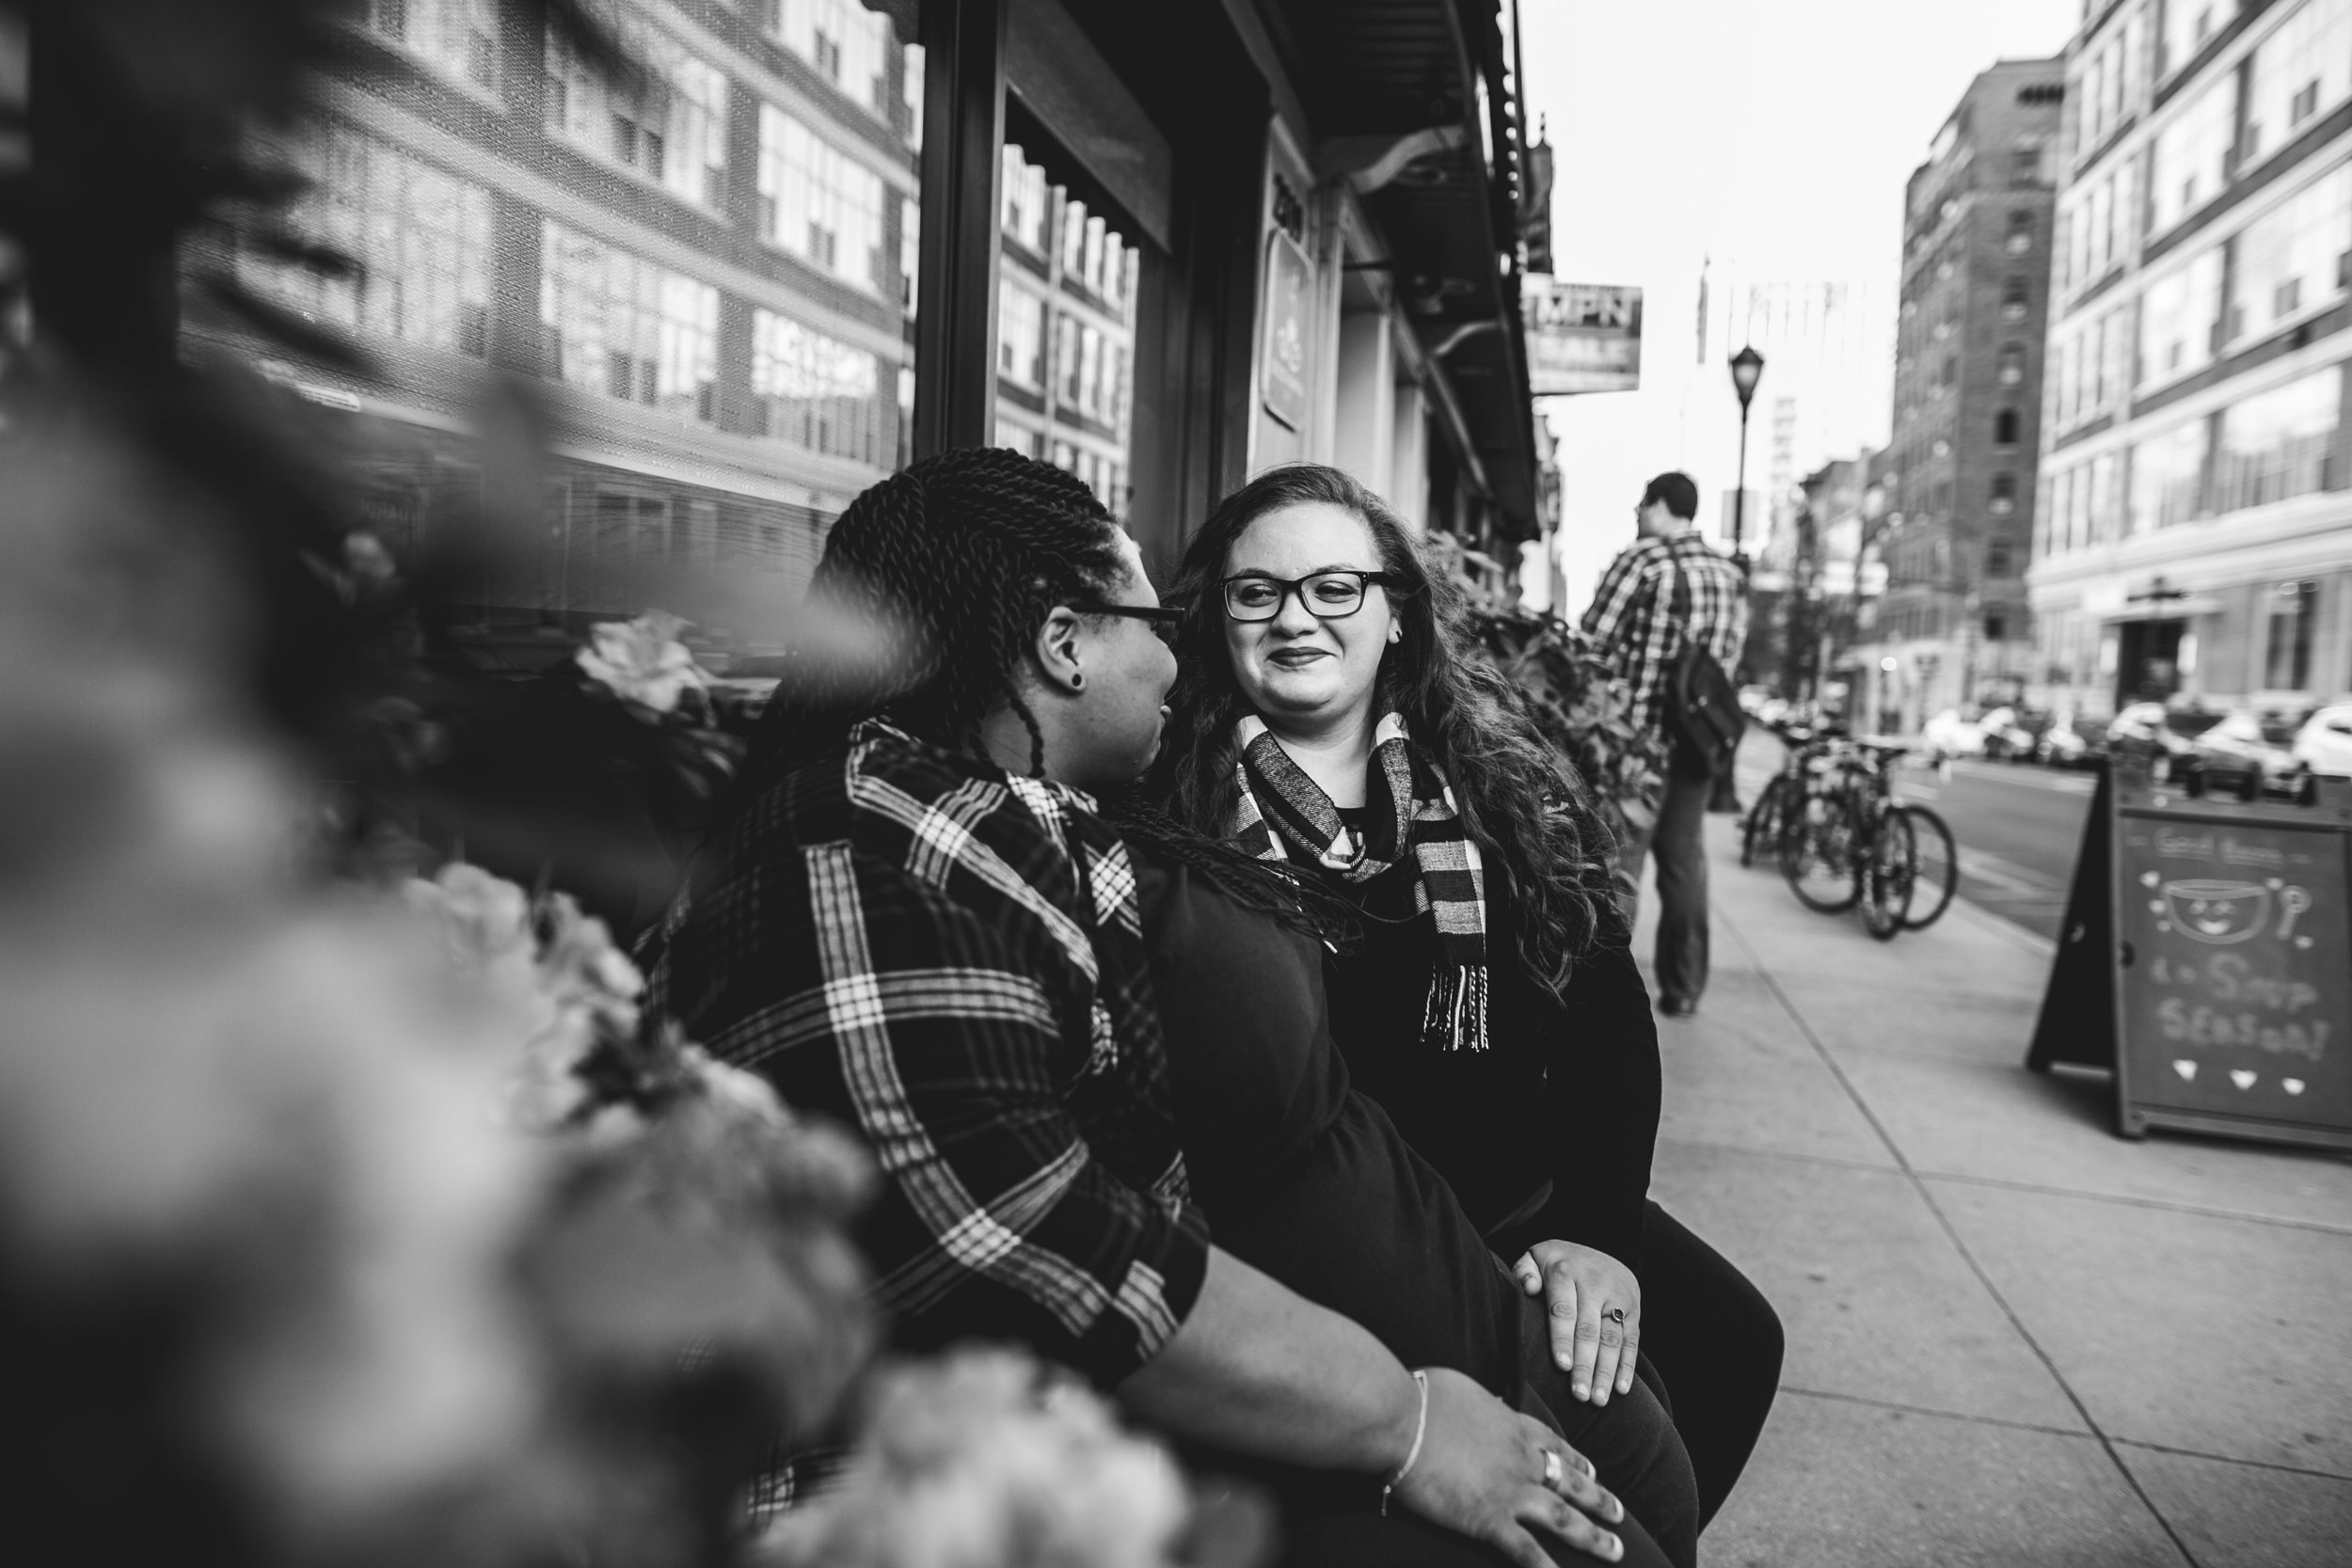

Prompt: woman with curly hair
xmin=1156 ymin=464 xmax=1783 ymax=1531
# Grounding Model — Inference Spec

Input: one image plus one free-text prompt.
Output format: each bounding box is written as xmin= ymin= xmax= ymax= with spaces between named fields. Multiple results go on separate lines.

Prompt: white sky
xmin=1518 ymin=0 xmax=2081 ymax=615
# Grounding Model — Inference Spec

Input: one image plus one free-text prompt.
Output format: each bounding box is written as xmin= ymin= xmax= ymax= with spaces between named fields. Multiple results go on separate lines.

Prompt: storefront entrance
xmin=2116 ymin=618 xmax=2185 ymax=705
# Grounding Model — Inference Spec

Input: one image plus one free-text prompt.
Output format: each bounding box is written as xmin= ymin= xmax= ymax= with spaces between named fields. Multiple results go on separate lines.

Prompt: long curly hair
xmin=1155 ymin=464 xmax=1619 ymax=990
xmin=740 ymin=447 xmax=1130 ymax=783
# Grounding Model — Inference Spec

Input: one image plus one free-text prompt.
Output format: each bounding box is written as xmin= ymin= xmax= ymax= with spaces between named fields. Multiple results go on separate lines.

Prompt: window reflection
xmin=2213 ymin=367 xmax=2341 ymax=514
xmin=2225 ymin=163 xmax=2352 ymax=345
xmin=2241 ymin=0 xmax=2352 ymax=175
xmin=2147 ymin=75 xmax=2234 ymax=236
xmin=2137 ymin=248 xmax=2222 ymax=388
xmin=2130 ymin=419 xmax=2209 ymax=532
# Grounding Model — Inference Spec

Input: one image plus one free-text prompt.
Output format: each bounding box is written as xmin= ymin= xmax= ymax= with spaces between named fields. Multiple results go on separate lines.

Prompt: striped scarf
xmin=1230 ymin=713 xmax=1490 ymax=1052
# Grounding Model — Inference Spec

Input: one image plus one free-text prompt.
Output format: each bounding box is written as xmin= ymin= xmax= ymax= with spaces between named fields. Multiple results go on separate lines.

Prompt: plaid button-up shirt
xmin=1580 ymin=532 xmax=1750 ymax=734
xmin=650 ymin=720 xmax=1210 ymax=1513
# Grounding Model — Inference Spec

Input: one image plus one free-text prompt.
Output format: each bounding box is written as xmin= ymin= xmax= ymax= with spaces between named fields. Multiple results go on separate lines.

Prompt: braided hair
xmin=742 ymin=447 xmax=1130 ymax=783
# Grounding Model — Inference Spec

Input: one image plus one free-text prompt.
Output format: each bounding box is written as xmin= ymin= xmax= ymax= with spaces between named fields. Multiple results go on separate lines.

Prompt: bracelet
xmin=1378 ymin=1369 xmax=1431 ymax=1516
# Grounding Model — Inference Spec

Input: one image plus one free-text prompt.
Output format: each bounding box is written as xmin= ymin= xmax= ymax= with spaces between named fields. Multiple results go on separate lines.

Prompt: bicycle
xmin=1778 ymin=738 xmax=1958 ymax=938
xmin=1740 ymin=721 xmax=1824 ymax=868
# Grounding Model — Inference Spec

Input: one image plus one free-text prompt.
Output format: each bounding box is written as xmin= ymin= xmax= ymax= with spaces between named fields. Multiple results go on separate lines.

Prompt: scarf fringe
xmin=1421 ymin=962 xmax=1491 ymax=1053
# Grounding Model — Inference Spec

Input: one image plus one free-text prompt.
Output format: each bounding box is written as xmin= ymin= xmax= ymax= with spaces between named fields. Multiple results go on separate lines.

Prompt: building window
xmin=2000 ymin=277 xmax=2029 ymax=322
xmin=1987 ymin=539 xmax=2012 ymax=578
xmin=2265 ymin=580 xmax=2320 ymax=689
xmin=997 ymin=282 xmax=1045 ymax=389
xmin=2241 ymin=0 xmax=2352 ymax=174
xmin=2160 ymin=0 xmax=2238 ymax=81
xmin=2010 ymin=140 xmax=2043 ymax=185
xmin=2225 ymin=164 xmax=2352 ymax=346
xmin=361 ymin=0 xmax=500 ymax=91
xmin=766 ymin=0 xmax=899 ymax=118
xmin=2006 ymin=209 xmax=2034 ymax=254
xmin=757 ymin=105 xmax=888 ymax=293
xmin=2213 ymin=366 xmax=2341 ymax=514
xmin=1001 ymin=145 xmax=1052 ymax=255
xmin=1997 ymin=343 xmax=2025 ymax=386
xmin=540 ymin=222 xmax=719 ymax=421
xmin=240 ymin=128 xmax=492 ymax=357
xmin=2128 ymin=419 xmax=2209 ymax=531
xmin=545 ymin=26 xmax=730 ymax=209
xmin=1994 ymin=408 xmax=2020 ymax=447
xmin=1984 ymin=611 xmax=2008 ymax=641
xmin=2137 ymin=248 xmax=2224 ymax=387
xmin=750 ymin=309 xmax=887 ymax=466
xmin=2146 ymin=72 xmax=2235 ymax=235
xmin=1989 ymin=473 xmax=2017 ymax=515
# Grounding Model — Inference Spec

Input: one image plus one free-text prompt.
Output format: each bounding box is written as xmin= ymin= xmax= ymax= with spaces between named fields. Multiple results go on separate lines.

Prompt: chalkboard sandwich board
xmin=2029 ymin=765 xmax=2352 ymax=1152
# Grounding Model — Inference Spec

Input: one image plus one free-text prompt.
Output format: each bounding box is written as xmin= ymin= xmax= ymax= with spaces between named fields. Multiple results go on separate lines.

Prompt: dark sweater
xmin=1317 ymin=817 xmax=1661 ymax=1273
xmin=1136 ymin=853 xmax=1521 ymax=1396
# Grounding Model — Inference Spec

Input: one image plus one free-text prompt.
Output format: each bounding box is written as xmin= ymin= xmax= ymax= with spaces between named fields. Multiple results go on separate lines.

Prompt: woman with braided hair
xmin=1154 ymin=463 xmax=1784 ymax=1534
xmin=652 ymin=448 xmax=1669 ymax=1568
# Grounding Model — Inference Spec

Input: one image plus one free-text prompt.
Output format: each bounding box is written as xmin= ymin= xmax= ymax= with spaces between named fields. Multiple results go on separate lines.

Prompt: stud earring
xmin=1387 ymin=626 xmax=1403 ymax=645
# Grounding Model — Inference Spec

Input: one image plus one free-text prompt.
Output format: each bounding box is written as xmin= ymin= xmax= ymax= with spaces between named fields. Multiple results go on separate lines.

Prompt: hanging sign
xmin=2028 ymin=766 xmax=2352 ymax=1150
xmin=1525 ymin=278 xmax=1642 ymax=396
xmin=1260 ymin=229 xmax=1311 ymax=432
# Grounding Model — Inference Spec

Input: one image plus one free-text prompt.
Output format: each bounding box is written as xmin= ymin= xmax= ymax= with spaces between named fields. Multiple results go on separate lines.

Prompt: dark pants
xmin=1634 ymin=1201 xmax=1784 ymax=1527
xmin=1615 ymin=762 xmax=1713 ymax=1006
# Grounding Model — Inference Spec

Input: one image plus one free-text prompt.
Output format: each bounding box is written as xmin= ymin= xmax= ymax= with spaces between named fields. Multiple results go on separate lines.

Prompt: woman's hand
xmin=1392 ymin=1366 xmax=1626 ymax=1565
xmin=1514 ymin=1240 xmax=1641 ymax=1404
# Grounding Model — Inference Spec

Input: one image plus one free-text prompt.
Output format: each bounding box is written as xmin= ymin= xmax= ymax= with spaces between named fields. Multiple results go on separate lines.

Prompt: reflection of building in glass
xmin=2031 ymin=0 xmax=2352 ymax=720
xmin=197 ymin=0 xmax=922 ymax=659
xmin=993 ymin=144 xmax=1136 ymax=517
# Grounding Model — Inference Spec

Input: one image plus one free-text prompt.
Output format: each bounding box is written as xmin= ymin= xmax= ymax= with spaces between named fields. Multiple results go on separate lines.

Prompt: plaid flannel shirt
xmin=1580 ymin=532 xmax=1750 ymax=734
xmin=648 ymin=720 xmax=1210 ymax=1514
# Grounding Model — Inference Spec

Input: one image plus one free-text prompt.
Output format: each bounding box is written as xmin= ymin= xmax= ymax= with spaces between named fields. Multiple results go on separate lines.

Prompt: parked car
xmin=1975 ymin=705 xmax=2050 ymax=763
xmin=1920 ymin=706 xmax=1988 ymax=760
xmin=2036 ymin=719 xmax=2095 ymax=768
xmin=2190 ymin=707 xmax=2310 ymax=799
xmin=1738 ymin=685 xmax=1777 ymax=717
xmin=2293 ymin=701 xmax=2352 ymax=777
xmin=2103 ymin=700 xmax=2222 ymax=779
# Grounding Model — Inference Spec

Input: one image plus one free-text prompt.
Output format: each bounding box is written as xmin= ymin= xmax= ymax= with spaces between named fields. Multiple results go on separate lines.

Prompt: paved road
xmin=1735 ymin=735 xmax=2097 ymax=942
xmin=1886 ymin=758 xmax=2096 ymax=941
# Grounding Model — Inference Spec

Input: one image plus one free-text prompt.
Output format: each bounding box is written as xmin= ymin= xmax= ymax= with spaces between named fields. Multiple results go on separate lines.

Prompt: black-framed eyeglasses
xmin=1075 ymin=602 xmax=1185 ymax=647
xmin=1219 ymin=570 xmax=1406 ymax=623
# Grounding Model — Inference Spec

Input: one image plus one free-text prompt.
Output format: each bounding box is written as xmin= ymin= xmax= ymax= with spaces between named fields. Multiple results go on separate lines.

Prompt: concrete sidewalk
xmin=1629 ymin=752 xmax=2352 ymax=1566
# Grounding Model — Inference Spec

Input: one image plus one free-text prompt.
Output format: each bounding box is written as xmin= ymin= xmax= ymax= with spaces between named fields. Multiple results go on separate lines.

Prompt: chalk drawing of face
xmin=2161 ymin=879 xmax=2268 ymax=945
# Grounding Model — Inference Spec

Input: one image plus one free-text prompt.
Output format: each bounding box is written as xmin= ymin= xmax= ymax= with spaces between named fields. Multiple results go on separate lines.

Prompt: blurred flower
xmin=759 ymin=1349 xmax=1192 ymax=1568
xmin=578 ymin=610 xmax=709 ymax=718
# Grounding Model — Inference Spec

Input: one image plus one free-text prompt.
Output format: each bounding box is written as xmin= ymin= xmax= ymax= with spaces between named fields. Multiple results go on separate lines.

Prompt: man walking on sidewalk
xmin=1581 ymin=471 xmax=1749 ymax=1018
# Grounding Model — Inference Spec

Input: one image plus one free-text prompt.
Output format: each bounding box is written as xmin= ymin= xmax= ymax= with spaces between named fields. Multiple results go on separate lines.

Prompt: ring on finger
xmin=1542 ymin=1449 xmax=1565 ymax=1489
xmin=1604 ymin=1306 xmax=1627 ymax=1324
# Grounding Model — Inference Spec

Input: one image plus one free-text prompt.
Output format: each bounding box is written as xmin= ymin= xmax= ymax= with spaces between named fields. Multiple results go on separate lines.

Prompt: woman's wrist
xmin=1378 ymin=1368 xmax=1431 ymax=1513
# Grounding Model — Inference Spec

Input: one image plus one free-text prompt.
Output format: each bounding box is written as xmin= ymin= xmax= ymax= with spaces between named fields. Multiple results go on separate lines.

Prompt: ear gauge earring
xmin=1070 ymin=672 xmax=1086 ymax=690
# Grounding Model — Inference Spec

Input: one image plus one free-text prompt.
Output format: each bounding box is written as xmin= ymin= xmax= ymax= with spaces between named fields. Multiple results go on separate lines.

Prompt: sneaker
xmin=1657 ymin=993 xmax=1699 ymax=1018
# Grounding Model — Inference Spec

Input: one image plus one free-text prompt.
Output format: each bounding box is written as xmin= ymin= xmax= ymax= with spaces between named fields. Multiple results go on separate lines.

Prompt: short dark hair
xmin=1641 ymin=471 xmax=1699 ymax=521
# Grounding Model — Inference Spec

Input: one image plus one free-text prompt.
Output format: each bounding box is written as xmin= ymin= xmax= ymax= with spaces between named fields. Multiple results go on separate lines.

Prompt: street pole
xmin=1732 ymin=407 xmax=1751 ymax=565
xmin=1715 ymin=346 xmax=1765 ymax=812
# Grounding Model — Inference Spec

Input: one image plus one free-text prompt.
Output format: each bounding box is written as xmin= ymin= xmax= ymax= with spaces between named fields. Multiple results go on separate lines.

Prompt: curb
xmin=1943 ymin=892 xmax=2058 ymax=960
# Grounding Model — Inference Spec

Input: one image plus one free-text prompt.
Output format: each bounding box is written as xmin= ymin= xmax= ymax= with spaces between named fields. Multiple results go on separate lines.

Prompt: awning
xmin=1264 ymin=0 xmax=1540 ymax=539
xmin=2093 ymin=597 xmax=2224 ymax=622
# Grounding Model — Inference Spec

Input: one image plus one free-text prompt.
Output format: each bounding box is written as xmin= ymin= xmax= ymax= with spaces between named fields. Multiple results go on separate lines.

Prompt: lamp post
xmin=1727 ymin=346 xmax=1765 ymax=567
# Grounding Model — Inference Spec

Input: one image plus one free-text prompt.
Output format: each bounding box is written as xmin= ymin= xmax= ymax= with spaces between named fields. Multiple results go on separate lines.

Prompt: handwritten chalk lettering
xmin=2153 ymin=998 xmax=2329 ymax=1060
xmin=2203 ymin=955 xmax=2322 ymax=1013
xmin=2221 ymin=837 xmax=2285 ymax=870
xmin=2155 ymin=829 xmax=2214 ymax=859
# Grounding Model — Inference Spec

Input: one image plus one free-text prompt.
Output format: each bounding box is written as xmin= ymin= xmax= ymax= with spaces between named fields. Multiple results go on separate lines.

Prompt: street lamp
xmin=1727 ymin=346 xmax=1765 ymax=566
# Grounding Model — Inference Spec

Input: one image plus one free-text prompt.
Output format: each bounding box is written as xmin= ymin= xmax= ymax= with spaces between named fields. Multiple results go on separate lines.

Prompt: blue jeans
xmin=1614 ymin=762 xmax=1712 ymax=1005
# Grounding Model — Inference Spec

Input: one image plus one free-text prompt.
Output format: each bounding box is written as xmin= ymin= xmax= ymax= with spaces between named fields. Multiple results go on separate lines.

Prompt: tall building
xmin=2028 ymin=0 xmax=2352 ymax=719
xmin=1872 ymin=58 xmax=2063 ymax=729
xmin=180 ymin=0 xmax=1547 ymax=664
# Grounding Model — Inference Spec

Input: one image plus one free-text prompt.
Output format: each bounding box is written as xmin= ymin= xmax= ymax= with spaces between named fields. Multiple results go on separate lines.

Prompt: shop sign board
xmin=1525 ymin=278 xmax=1642 ymax=396
xmin=2029 ymin=766 xmax=2352 ymax=1150
xmin=1260 ymin=229 xmax=1311 ymax=431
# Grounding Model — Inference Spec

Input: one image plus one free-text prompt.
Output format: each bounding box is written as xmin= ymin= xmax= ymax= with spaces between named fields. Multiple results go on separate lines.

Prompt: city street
xmin=1887 ymin=757 xmax=2096 ymax=942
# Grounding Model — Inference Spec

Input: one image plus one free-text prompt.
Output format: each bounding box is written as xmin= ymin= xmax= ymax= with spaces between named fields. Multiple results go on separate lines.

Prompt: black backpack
xmin=1659 ymin=552 xmax=1745 ymax=779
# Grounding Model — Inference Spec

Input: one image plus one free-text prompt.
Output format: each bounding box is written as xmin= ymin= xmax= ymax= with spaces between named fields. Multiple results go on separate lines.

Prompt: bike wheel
xmin=1863 ymin=805 xmax=1915 ymax=941
xmin=1741 ymin=776 xmax=1791 ymax=868
xmin=1898 ymin=805 xmax=1959 ymax=929
xmin=1781 ymin=790 xmax=1861 ymax=912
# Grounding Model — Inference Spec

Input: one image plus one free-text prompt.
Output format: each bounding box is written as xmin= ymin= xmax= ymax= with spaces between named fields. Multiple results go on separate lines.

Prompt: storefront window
xmin=2137 ymin=247 xmax=2223 ymax=388
xmin=2265 ymin=580 xmax=2321 ymax=689
xmin=240 ymin=127 xmax=492 ymax=356
xmin=541 ymin=222 xmax=721 ymax=420
xmin=2147 ymin=74 xmax=2235 ymax=236
xmin=545 ymin=24 xmax=731 ymax=211
xmin=2225 ymin=162 xmax=2352 ymax=345
xmin=2213 ymin=366 xmax=2341 ymax=514
xmin=758 ymin=106 xmax=890 ymax=294
xmin=2241 ymin=0 xmax=2352 ymax=175
xmin=2130 ymin=418 xmax=2209 ymax=531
